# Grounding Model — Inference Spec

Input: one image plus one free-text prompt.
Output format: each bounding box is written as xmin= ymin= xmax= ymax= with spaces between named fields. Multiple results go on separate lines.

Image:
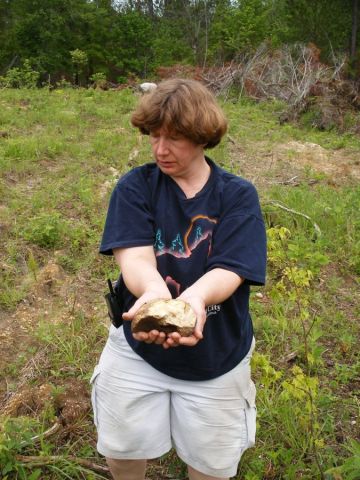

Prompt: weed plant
xmin=0 ymin=88 xmax=359 ymax=479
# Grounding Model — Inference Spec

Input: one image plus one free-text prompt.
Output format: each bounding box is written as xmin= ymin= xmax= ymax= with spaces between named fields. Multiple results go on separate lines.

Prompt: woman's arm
xmin=165 ymin=268 xmax=244 ymax=348
xmin=113 ymin=246 xmax=172 ymax=344
xmin=113 ymin=246 xmax=170 ymax=300
xmin=113 ymin=248 xmax=243 ymax=348
xmin=181 ymin=267 xmax=243 ymax=306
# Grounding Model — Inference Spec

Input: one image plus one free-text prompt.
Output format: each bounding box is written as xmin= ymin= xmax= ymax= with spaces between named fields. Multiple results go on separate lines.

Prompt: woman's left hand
xmin=162 ymin=294 xmax=206 ymax=349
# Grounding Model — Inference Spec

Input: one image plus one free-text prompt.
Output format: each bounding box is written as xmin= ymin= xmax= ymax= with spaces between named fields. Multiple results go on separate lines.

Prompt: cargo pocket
xmin=244 ymin=381 xmax=257 ymax=448
xmin=90 ymin=365 xmax=101 ymax=428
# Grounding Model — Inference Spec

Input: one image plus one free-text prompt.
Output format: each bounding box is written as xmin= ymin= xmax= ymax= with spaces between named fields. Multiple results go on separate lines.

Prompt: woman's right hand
xmin=122 ymin=289 xmax=171 ymax=345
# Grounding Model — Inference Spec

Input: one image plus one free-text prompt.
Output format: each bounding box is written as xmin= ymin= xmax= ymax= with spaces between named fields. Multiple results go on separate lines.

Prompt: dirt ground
xmin=228 ymin=138 xmax=360 ymax=188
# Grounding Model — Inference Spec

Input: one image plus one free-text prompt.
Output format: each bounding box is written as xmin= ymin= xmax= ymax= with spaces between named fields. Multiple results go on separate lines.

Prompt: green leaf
xmin=28 ymin=469 xmax=43 ymax=480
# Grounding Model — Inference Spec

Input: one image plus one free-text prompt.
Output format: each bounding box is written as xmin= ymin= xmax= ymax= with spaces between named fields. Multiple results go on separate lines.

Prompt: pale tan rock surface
xmin=131 ymin=299 xmax=196 ymax=336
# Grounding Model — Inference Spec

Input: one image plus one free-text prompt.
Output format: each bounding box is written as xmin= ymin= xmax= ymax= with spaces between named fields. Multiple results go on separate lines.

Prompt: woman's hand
xmin=122 ymin=288 xmax=207 ymax=349
xmin=122 ymin=289 xmax=171 ymax=345
xmin=162 ymin=293 xmax=206 ymax=349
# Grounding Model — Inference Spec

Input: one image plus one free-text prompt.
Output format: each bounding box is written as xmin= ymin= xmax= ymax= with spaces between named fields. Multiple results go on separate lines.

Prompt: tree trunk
xmin=147 ymin=0 xmax=154 ymax=17
xmin=351 ymin=0 xmax=358 ymax=58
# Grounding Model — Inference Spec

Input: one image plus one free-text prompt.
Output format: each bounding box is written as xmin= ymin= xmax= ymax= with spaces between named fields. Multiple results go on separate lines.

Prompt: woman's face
xmin=149 ymin=128 xmax=205 ymax=178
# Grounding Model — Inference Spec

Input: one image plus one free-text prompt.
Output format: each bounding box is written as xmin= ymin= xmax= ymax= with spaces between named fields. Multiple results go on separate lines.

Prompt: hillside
xmin=0 ymin=88 xmax=359 ymax=479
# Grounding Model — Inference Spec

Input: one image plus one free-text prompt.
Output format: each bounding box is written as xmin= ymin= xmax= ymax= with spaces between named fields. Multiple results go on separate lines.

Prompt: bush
xmin=0 ymin=60 xmax=40 ymax=88
xmin=23 ymin=213 xmax=65 ymax=248
xmin=89 ymin=72 xmax=107 ymax=89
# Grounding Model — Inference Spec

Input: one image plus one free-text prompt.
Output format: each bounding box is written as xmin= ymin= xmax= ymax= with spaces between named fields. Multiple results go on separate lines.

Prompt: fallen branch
xmin=16 ymin=455 xmax=110 ymax=475
xmin=265 ymin=200 xmax=322 ymax=237
xmin=270 ymin=175 xmax=300 ymax=186
xmin=227 ymin=134 xmax=237 ymax=145
xmin=20 ymin=421 xmax=61 ymax=447
xmin=283 ymin=350 xmax=298 ymax=363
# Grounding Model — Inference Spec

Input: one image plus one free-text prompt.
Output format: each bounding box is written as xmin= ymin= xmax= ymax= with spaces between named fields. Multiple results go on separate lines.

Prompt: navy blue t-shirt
xmin=100 ymin=158 xmax=266 ymax=381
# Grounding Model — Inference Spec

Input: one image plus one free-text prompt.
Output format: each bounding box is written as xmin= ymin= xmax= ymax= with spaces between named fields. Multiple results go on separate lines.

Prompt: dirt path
xmin=228 ymin=138 xmax=360 ymax=188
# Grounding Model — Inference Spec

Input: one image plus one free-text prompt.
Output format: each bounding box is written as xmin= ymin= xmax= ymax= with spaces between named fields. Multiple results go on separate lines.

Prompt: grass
xmin=0 ymin=87 xmax=359 ymax=479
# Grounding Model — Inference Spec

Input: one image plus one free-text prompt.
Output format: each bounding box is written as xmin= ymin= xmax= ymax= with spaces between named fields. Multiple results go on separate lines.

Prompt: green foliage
xmin=0 ymin=413 xmax=107 ymax=478
xmin=325 ymin=441 xmax=360 ymax=479
xmin=209 ymin=0 xmax=273 ymax=61
xmin=341 ymin=440 xmax=360 ymax=479
xmin=110 ymin=9 xmax=153 ymax=76
xmin=280 ymin=0 xmax=353 ymax=60
xmin=0 ymin=60 xmax=40 ymax=88
xmin=27 ymin=250 xmax=39 ymax=281
xmin=23 ymin=212 xmax=66 ymax=249
xmin=0 ymin=416 xmax=40 ymax=478
xmin=70 ymin=49 xmax=88 ymax=69
xmin=89 ymin=72 xmax=107 ymax=88
xmin=267 ymin=184 xmax=360 ymax=275
xmin=0 ymin=277 xmax=27 ymax=309
xmin=0 ymin=0 xmax=358 ymax=81
xmin=70 ymin=49 xmax=88 ymax=86
xmin=36 ymin=310 xmax=106 ymax=377
xmin=242 ymin=225 xmax=336 ymax=478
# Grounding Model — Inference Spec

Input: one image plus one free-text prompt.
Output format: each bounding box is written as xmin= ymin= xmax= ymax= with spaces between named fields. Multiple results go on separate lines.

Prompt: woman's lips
xmin=157 ymin=161 xmax=175 ymax=168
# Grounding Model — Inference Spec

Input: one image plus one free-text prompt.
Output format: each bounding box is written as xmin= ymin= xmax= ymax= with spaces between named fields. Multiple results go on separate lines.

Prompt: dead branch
xmin=265 ymin=200 xmax=322 ymax=237
xmin=271 ymin=175 xmax=300 ymax=186
xmin=16 ymin=454 xmax=110 ymax=475
xmin=20 ymin=421 xmax=61 ymax=447
xmin=202 ymin=43 xmax=346 ymax=109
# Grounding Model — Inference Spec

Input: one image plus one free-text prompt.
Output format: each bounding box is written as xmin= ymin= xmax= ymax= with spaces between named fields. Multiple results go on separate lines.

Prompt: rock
xmin=139 ymin=82 xmax=157 ymax=93
xmin=132 ymin=299 xmax=196 ymax=336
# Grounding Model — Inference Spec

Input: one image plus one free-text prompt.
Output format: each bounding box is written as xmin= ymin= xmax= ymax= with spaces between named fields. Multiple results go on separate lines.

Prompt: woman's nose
xmin=156 ymin=137 xmax=170 ymax=155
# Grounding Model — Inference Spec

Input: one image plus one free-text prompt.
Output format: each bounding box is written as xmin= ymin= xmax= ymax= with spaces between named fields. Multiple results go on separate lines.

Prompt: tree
xmin=70 ymin=49 xmax=88 ymax=85
xmin=209 ymin=0 xmax=273 ymax=62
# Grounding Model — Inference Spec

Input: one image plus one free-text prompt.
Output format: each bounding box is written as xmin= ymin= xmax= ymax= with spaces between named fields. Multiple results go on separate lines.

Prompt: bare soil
xmin=228 ymin=138 xmax=360 ymax=188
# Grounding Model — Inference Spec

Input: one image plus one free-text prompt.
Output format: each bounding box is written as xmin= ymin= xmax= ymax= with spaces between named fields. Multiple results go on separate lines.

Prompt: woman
xmin=91 ymin=78 xmax=267 ymax=480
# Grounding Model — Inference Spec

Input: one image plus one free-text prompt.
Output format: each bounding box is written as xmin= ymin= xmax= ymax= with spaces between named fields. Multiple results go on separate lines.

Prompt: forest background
xmin=0 ymin=0 xmax=360 ymax=85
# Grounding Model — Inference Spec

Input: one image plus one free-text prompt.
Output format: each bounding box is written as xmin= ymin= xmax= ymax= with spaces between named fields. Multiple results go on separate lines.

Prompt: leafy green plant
xmin=0 ymin=60 xmax=40 ymax=88
xmin=70 ymin=49 xmax=88 ymax=86
xmin=89 ymin=72 xmax=107 ymax=89
xmin=325 ymin=440 xmax=360 ymax=479
xmin=0 ymin=416 xmax=40 ymax=478
xmin=23 ymin=212 xmax=66 ymax=248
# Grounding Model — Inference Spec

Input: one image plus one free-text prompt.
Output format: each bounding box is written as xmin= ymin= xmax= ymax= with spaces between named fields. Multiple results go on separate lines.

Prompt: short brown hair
xmin=131 ymin=78 xmax=227 ymax=149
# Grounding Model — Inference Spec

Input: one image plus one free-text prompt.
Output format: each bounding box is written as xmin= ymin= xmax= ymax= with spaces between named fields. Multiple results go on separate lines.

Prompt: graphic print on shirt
xmin=165 ymin=275 xmax=181 ymax=296
xmin=154 ymin=215 xmax=218 ymax=258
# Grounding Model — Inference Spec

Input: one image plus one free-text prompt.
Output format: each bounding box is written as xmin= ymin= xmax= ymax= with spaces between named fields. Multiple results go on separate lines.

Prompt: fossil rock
xmin=132 ymin=299 xmax=196 ymax=336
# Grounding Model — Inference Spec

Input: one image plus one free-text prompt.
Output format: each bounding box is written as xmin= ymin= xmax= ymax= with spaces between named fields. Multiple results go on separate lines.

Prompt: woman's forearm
xmin=180 ymin=268 xmax=243 ymax=306
xmin=113 ymin=246 xmax=171 ymax=299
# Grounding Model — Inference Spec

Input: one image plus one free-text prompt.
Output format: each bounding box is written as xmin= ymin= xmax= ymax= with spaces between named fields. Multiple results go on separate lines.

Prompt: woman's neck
xmin=171 ymin=157 xmax=211 ymax=199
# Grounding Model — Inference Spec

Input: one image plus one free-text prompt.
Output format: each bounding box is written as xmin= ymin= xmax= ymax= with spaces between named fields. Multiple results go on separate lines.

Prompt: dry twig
xmin=20 ymin=421 xmax=61 ymax=447
xmin=16 ymin=454 xmax=110 ymax=475
xmin=265 ymin=200 xmax=321 ymax=238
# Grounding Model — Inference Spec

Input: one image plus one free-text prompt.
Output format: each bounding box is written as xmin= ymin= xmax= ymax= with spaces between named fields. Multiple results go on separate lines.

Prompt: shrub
xmin=23 ymin=213 xmax=65 ymax=248
xmin=0 ymin=60 xmax=40 ymax=88
xmin=89 ymin=72 xmax=107 ymax=89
